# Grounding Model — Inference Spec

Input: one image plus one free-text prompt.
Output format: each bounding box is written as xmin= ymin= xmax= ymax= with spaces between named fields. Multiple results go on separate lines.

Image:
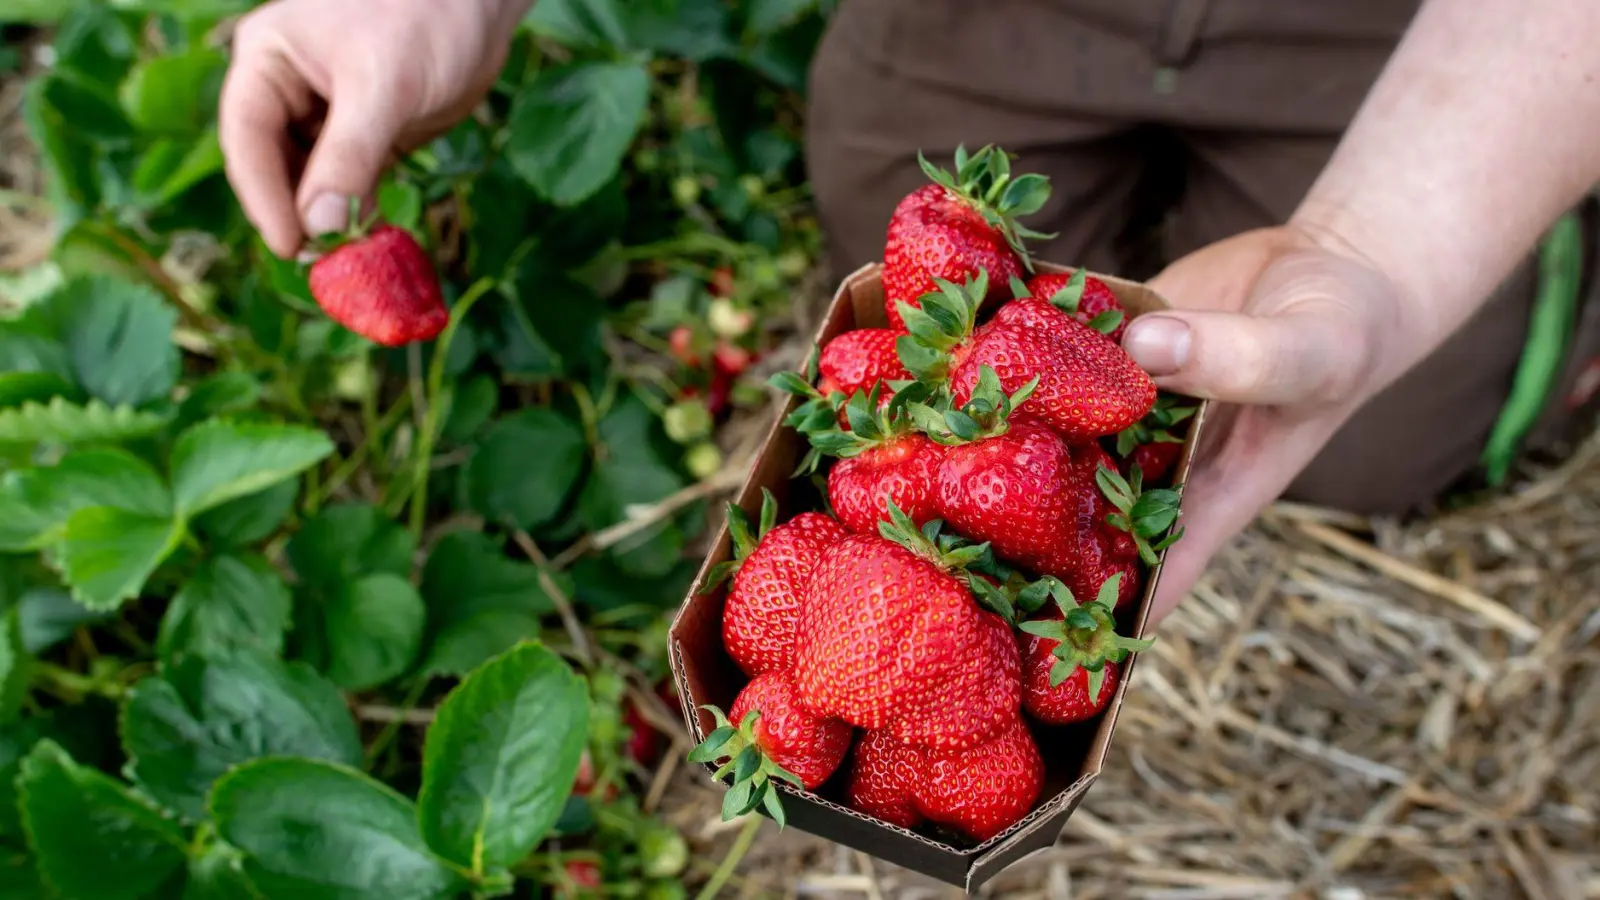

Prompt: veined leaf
xmin=0 ymin=398 xmax=168 ymax=445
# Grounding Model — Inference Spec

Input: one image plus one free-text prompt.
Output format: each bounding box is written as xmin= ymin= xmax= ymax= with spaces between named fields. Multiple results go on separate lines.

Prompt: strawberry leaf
xmin=1088 ymin=309 xmax=1125 ymax=335
xmin=1046 ymin=269 xmax=1087 ymax=313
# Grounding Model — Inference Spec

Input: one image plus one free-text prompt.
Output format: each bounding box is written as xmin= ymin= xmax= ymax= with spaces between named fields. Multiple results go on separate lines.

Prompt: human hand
xmin=1122 ymin=225 xmax=1410 ymax=624
xmin=219 ymin=0 xmax=532 ymax=258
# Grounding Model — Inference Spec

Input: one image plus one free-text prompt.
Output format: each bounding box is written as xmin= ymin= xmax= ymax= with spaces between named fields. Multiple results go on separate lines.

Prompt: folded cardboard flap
xmin=668 ymin=261 xmax=1209 ymax=892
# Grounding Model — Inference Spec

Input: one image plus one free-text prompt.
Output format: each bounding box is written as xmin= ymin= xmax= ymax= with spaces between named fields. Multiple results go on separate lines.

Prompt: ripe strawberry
xmin=705 ymin=489 xmax=849 ymax=677
xmin=916 ymin=368 xmax=1083 ymax=586
xmin=668 ymin=325 xmax=700 ymax=367
xmin=917 ymin=712 xmax=1045 ymax=842
xmin=794 ymin=385 xmax=944 ymax=536
xmin=817 ymin=328 xmax=910 ymax=401
xmin=712 ymin=341 xmax=753 ymax=377
xmin=1018 ymin=573 xmax=1154 ymax=725
xmin=1018 ymin=269 xmax=1129 ymax=342
xmin=1052 ymin=450 xmax=1185 ymax=612
xmin=557 ymin=859 xmax=603 ymax=897
xmin=844 ymin=713 xmax=1046 ymax=843
xmin=896 ymin=270 xmax=1157 ymax=443
xmin=1111 ymin=394 xmax=1198 ymax=484
xmin=842 ymin=729 xmax=923 ymax=830
xmin=793 ymin=503 xmax=1022 ymax=752
xmin=623 ymin=698 xmax=663 ymax=767
xmin=690 ymin=671 xmax=853 ymax=826
xmin=882 ymin=145 xmax=1051 ymax=331
xmin=307 ymin=222 xmax=448 ymax=347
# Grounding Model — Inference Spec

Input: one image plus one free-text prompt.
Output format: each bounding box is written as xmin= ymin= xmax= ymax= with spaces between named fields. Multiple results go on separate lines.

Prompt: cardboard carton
xmin=668 ymin=260 xmax=1210 ymax=893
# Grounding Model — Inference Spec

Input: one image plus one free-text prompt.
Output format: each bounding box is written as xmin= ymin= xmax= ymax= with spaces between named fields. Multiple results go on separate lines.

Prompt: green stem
xmin=32 ymin=661 xmax=123 ymax=701
xmin=692 ymin=814 xmax=761 ymax=900
xmin=408 ymin=277 xmax=496 ymax=539
xmin=363 ymin=677 xmax=431 ymax=771
xmin=312 ymin=390 xmax=413 ymax=510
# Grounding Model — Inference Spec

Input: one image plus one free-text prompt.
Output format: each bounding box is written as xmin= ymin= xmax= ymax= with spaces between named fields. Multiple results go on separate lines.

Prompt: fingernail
xmin=303 ymin=193 xmax=349 ymax=238
xmin=1124 ymin=315 xmax=1191 ymax=377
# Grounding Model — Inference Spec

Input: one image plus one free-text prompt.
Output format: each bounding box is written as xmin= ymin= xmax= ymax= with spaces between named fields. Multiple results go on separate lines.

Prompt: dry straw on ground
xmin=664 ymin=433 xmax=1600 ymax=900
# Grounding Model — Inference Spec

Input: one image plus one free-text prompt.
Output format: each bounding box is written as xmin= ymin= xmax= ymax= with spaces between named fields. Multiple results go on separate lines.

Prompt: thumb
xmin=1122 ymin=305 xmax=1371 ymax=407
xmin=294 ymin=82 xmax=407 ymax=240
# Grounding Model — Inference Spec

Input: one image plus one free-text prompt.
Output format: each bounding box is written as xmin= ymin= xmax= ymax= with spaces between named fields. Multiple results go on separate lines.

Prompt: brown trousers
xmin=802 ymin=0 xmax=1600 ymax=515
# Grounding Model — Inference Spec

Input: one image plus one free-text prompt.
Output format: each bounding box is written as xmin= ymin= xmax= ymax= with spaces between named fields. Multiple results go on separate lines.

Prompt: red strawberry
xmin=882 ymin=146 xmax=1051 ymax=331
xmin=669 ymin=325 xmax=701 ymax=367
xmin=844 ymin=713 xmax=1046 ymax=843
xmin=1019 ymin=269 xmax=1129 ymax=342
xmin=623 ymin=698 xmax=663 ymax=767
xmin=706 ymin=489 xmax=850 ymax=677
xmin=690 ymin=671 xmax=853 ymax=825
xmin=307 ymin=223 xmax=448 ymax=347
xmin=817 ymin=328 xmax=910 ymax=401
xmin=1110 ymin=394 xmax=1198 ymax=484
xmin=793 ymin=503 xmax=1022 ymax=751
xmin=917 ymin=712 xmax=1045 ymax=842
xmin=1050 ymin=450 xmax=1185 ymax=612
xmin=842 ymin=729 xmax=923 ymax=830
xmin=1019 ymin=573 xmax=1154 ymax=725
xmin=557 ymin=860 xmax=602 ymax=897
xmin=896 ymin=270 xmax=1157 ymax=443
xmin=712 ymin=341 xmax=753 ymax=377
xmin=795 ymin=385 xmax=944 ymax=536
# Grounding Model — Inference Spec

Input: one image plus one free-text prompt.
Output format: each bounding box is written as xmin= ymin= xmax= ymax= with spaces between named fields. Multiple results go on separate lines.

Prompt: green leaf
xmin=0 ymin=397 xmax=169 ymax=445
xmin=286 ymin=502 xmax=414 ymax=591
xmin=169 ymin=419 xmax=334 ymax=518
xmin=57 ymin=507 xmax=183 ymax=610
xmin=577 ymin=392 xmax=686 ymax=540
xmin=191 ymin=478 xmax=297 ymax=549
xmin=626 ymin=0 xmax=735 ymax=59
xmin=462 ymin=409 xmax=587 ymax=530
xmin=522 ymin=0 xmax=631 ymax=52
xmin=134 ymin=131 xmax=225 ymax=209
xmin=211 ymin=758 xmax=467 ymax=900
xmin=17 ymin=739 xmax=187 ymax=900
xmin=417 ymin=642 xmax=588 ymax=873
xmin=0 ymin=610 xmax=28 ymax=723
xmin=118 ymin=47 xmax=225 ymax=135
xmin=0 ymin=847 xmax=47 ymax=900
xmin=316 ymin=573 xmax=425 ymax=691
xmin=122 ymin=651 xmax=362 ymax=821
xmin=439 ymin=374 xmax=499 ymax=445
xmin=182 ymin=841 xmax=260 ymax=900
xmin=507 ymin=61 xmax=651 ymax=207
xmin=175 ymin=371 xmax=263 ymax=433
xmin=156 ymin=554 xmax=293 ymax=664
xmin=15 ymin=586 xmax=111 ymax=653
xmin=0 ymin=372 xmax=76 ymax=408
xmin=0 ymin=448 xmax=169 ymax=552
xmin=418 ymin=531 xmax=558 ymax=677
xmin=32 ymin=276 xmax=179 ymax=408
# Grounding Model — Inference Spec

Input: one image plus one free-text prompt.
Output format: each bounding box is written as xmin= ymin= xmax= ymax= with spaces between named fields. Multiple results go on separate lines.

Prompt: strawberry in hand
xmin=1018 ymin=572 xmax=1154 ymax=725
xmin=799 ymin=383 xmax=945 ymax=536
xmin=1015 ymin=269 xmax=1129 ymax=343
xmin=306 ymin=200 xmax=448 ymax=347
xmin=1111 ymin=394 xmax=1198 ymax=484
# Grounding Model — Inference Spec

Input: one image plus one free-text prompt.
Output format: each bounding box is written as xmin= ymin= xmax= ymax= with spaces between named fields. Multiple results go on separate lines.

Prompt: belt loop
xmin=1155 ymin=0 xmax=1210 ymax=67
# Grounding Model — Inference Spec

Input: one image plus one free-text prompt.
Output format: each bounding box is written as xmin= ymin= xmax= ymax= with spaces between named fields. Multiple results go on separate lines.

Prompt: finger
xmin=293 ymin=75 xmax=408 ymax=239
xmin=1122 ymin=305 xmax=1369 ymax=407
xmin=219 ymin=50 xmax=304 ymax=259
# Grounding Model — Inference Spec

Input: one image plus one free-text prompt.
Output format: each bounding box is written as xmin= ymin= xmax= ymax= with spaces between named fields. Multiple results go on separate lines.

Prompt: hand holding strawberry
xmin=305 ymin=205 xmax=449 ymax=347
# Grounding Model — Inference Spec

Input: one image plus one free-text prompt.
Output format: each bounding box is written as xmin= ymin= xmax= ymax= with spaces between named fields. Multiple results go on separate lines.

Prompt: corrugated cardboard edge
xmin=668 ymin=261 xmax=1212 ymax=893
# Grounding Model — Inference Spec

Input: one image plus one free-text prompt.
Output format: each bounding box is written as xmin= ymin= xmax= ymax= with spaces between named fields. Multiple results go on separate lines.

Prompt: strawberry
xmin=795 ymin=385 xmax=944 ymax=536
xmin=896 ymin=270 xmax=1157 ymax=443
xmin=1110 ymin=394 xmax=1198 ymax=484
xmin=842 ymin=729 xmax=923 ymax=830
xmin=817 ymin=328 xmax=910 ymax=401
xmin=557 ymin=860 xmax=602 ymax=897
xmin=881 ymin=145 xmax=1052 ymax=331
xmin=712 ymin=342 xmax=753 ymax=377
xmin=1018 ymin=573 xmax=1154 ymax=725
xmin=307 ymin=220 xmax=448 ymax=347
xmin=623 ymin=698 xmax=663 ymax=767
xmin=844 ymin=713 xmax=1045 ymax=843
xmin=793 ymin=502 xmax=1022 ymax=751
xmin=914 ymin=367 xmax=1083 ymax=587
xmin=704 ymin=489 xmax=849 ymax=677
xmin=689 ymin=671 xmax=853 ymax=826
xmin=1052 ymin=452 xmax=1185 ymax=612
xmin=668 ymin=325 xmax=700 ymax=367
xmin=1017 ymin=269 xmax=1129 ymax=342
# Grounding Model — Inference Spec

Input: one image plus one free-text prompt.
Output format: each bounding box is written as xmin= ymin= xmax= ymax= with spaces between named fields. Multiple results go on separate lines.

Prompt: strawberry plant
xmin=0 ymin=0 xmax=834 ymax=896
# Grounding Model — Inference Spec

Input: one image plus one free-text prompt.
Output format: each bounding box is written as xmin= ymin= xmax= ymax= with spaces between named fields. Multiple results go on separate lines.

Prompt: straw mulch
xmin=664 ymin=431 xmax=1600 ymax=900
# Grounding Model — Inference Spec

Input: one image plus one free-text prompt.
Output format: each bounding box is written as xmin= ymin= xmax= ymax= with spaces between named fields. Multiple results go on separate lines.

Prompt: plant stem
xmin=407 ymin=277 xmax=496 ymax=539
xmin=313 ymin=390 xmax=413 ymax=509
xmin=692 ymin=814 xmax=762 ymax=900
xmin=363 ymin=677 xmax=431 ymax=771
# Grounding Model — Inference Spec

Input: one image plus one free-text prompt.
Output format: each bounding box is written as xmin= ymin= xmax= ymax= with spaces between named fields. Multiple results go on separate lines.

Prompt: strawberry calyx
xmin=771 ymin=346 xmax=848 ymax=435
xmin=699 ymin=487 xmax=780 ymax=593
xmin=790 ymin=380 xmax=934 ymax=476
xmin=1018 ymin=573 xmax=1155 ymax=703
xmin=878 ymin=499 xmax=992 ymax=574
xmin=916 ymin=144 xmax=1056 ymax=270
xmin=894 ymin=268 xmax=991 ymax=384
xmin=910 ymin=364 xmax=1038 ymax=446
xmin=687 ymin=704 xmax=805 ymax=828
xmin=1113 ymin=394 xmax=1198 ymax=457
xmin=1094 ymin=463 xmax=1185 ymax=566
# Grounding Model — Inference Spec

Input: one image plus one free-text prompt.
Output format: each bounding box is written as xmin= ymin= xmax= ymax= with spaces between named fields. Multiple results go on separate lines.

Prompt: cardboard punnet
xmin=668 ymin=260 xmax=1210 ymax=893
